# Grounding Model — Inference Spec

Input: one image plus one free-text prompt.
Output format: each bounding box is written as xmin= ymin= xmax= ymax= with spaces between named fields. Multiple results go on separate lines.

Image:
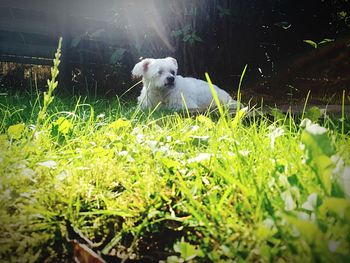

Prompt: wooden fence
xmin=0 ymin=0 xmax=128 ymax=86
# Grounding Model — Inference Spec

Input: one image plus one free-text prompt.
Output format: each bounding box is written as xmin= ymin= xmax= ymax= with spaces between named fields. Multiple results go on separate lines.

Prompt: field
xmin=1 ymin=48 xmax=350 ymax=262
xmin=0 ymin=88 xmax=350 ymax=262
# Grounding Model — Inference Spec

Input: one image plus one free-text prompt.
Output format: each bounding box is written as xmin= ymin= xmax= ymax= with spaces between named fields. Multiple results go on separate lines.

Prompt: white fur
xmin=132 ymin=57 xmax=237 ymax=111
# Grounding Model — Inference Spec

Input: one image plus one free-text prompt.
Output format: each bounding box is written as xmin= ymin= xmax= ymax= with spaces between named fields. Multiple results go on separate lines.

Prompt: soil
xmin=241 ymin=35 xmax=350 ymax=111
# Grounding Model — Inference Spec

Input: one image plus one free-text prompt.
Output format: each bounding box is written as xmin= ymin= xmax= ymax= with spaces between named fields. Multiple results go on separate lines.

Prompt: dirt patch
xmin=242 ymin=35 xmax=350 ymax=108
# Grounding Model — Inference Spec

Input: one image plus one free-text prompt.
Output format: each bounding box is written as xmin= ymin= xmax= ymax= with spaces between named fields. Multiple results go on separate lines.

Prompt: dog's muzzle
xmin=165 ymin=76 xmax=175 ymax=88
xmin=167 ymin=76 xmax=175 ymax=83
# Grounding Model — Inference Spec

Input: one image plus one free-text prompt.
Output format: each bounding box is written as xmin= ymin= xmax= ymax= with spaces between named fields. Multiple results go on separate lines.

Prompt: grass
xmin=1 ymin=89 xmax=350 ymax=262
xmin=1 ymin=46 xmax=350 ymax=262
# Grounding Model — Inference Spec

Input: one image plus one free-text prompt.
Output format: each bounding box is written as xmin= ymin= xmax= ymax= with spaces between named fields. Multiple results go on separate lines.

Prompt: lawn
xmin=0 ymin=45 xmax=350 ymax=262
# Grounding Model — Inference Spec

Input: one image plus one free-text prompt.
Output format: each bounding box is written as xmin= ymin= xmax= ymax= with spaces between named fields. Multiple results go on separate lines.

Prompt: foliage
xmin=303 ymin=39 xmax=335 ymax=49
xmin=216 ymin=5 xmax=232 ymax=18
xmin=171 ymin=24 xmax=202 ymax=45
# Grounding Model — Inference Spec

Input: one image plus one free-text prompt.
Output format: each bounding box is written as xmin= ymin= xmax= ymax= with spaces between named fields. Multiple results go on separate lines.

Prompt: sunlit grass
xmin=0 ymin=88 xmax=350 ymax=262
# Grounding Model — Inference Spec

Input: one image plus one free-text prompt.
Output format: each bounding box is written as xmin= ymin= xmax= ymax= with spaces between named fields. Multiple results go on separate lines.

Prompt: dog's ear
xmin=166 ymin=57 xmax=178 ymax=70
xmin=132 ymin=58 xmax=153 ymax=78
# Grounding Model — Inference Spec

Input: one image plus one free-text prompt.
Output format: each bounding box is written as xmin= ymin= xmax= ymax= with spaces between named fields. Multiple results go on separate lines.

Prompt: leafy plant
xmin=217 ymin=5 xmax=231 ymax=18
xmin=7 ymin=123 xmax=25 ymax=140
xmin=167 ymin=237 xmax=204 ymax=262
xmin=171 ymin=24 xmax=202 ymax=45
xmin=305 ymin=106 xmax=322 ymax=122
xmin=303 ymin=38 xmax=335 ymax=48
xmin=274 ymin=21 xmax=292 ymax=29
xmin=110 ymin=48 xmax=126 ymax=65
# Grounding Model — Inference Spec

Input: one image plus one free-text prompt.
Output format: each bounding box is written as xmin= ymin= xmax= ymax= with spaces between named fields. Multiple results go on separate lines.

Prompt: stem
xmin=301 ymin=90 xmax=311 ymax=121
xmin=32 ymin=37 xmax=62 ymax=139
xmin=342 ymin=90 xmax=345 ymax=136
xmin=237 ymin=64 xmax=248 ymax=113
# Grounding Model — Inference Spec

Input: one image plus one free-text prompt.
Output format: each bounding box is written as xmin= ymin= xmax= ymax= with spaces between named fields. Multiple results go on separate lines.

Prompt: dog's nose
xmin=167 ymin=76 xmax=175 ymax=83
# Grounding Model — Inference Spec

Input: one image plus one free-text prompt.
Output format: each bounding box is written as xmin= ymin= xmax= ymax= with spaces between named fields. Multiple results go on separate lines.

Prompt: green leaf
xmin=301 ymin=124 xmax=335 ymax=194
xmin=8 ymin=123 xmax=25 ymax=140
xmin=161 ymin=157 xmax=181 ymax=169
xmin=182 ymin=24 xmax=192 ymax=34
xmin=270 ymin=108 xmax=285 ymax=121
xmin=183 ymin=34 xmax=191 ymax=42
xmin=256 ymin=219 xmax=277 ymax=240
xmin=259 ymin=244 xmax=272 ymax=261
xmin=301 ymin=124 xmax=335 ymax=161
xmin=171 ymin=30 xmax=183 ymax=38
xmin=108 ymin=118 xmax=131 ymax=130
xmin=217 ymin=5 xmax=231 ymax=18
xmin=173 ymin=237 xmax=204 ymax=261
xmin=54 ymin=117 xmax=73 ymax=135
xmin=52 ymin=81 xmax=58 ymax=90
xmin=110 ymin=48 xmax=126 ymax=64
xmin=303 ymin=40 xmax=318 ymax=48
xmin=274 ymin=21 xmax=291 ymax=29
xmin=196 ymin=115 xmax=214 ymax=129
xmin=305 ymin=106 xmax=322 ymax=122
xmin=189 ymin=135 xmax=210 ymax=146
xmin=187 ymin=38 xmax=195 ymax=45
xmin=318 ymin=38 xmax=335 ymax=45
xmin=313 ymin=155 xmax=333 ymax=195
xmin=192 ymin=34 xmax=203 ymax=42
xmin=287 ymin=174 xmax=300 ymax=187
xmin=320 ymin=197 xmax=350 ymax=219
xmin=338 ymin=11 xmax=347 ymax=18
xmin=285 ymin=215 xmax=321 ymax=244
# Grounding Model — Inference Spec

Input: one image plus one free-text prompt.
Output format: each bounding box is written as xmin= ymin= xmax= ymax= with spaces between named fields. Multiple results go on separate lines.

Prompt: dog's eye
xmin=170 ymin=70 xmax=175 ymax=75
xmin=158 ymin=70 xmax=163 ymax=75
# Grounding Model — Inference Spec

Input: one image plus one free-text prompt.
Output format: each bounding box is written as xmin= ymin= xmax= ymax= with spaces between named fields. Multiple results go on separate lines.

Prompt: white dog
xmin=132 ymin=57 xmax=237 ymax=111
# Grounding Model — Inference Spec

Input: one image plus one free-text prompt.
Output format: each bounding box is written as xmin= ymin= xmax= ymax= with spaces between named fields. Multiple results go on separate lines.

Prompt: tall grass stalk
xmin=205 ymin=72 xmax=225 ymax=118
xmin=33 ymin=37 xmax=62 ymax=137
xmin=301 ymin=90 xmax=311 ymax=120
xmin=237 ymin=64 xmax=248 ymax=112
xmin=342 ymin=89 xmax=345 ymax=135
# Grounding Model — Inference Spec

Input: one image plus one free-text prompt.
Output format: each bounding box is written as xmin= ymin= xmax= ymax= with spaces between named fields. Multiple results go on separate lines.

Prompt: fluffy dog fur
xmin=132 ymin=57 xmax=237 ymax=111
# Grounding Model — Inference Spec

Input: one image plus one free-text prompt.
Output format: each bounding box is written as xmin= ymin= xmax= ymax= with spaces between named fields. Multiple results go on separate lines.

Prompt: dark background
xmin=0 ymin=0 xmax=349 ymax=104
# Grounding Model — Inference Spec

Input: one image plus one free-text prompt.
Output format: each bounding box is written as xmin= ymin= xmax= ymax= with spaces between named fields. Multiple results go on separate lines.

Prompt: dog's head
xmin=132 ymin=57 xmax=178 ymax=90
